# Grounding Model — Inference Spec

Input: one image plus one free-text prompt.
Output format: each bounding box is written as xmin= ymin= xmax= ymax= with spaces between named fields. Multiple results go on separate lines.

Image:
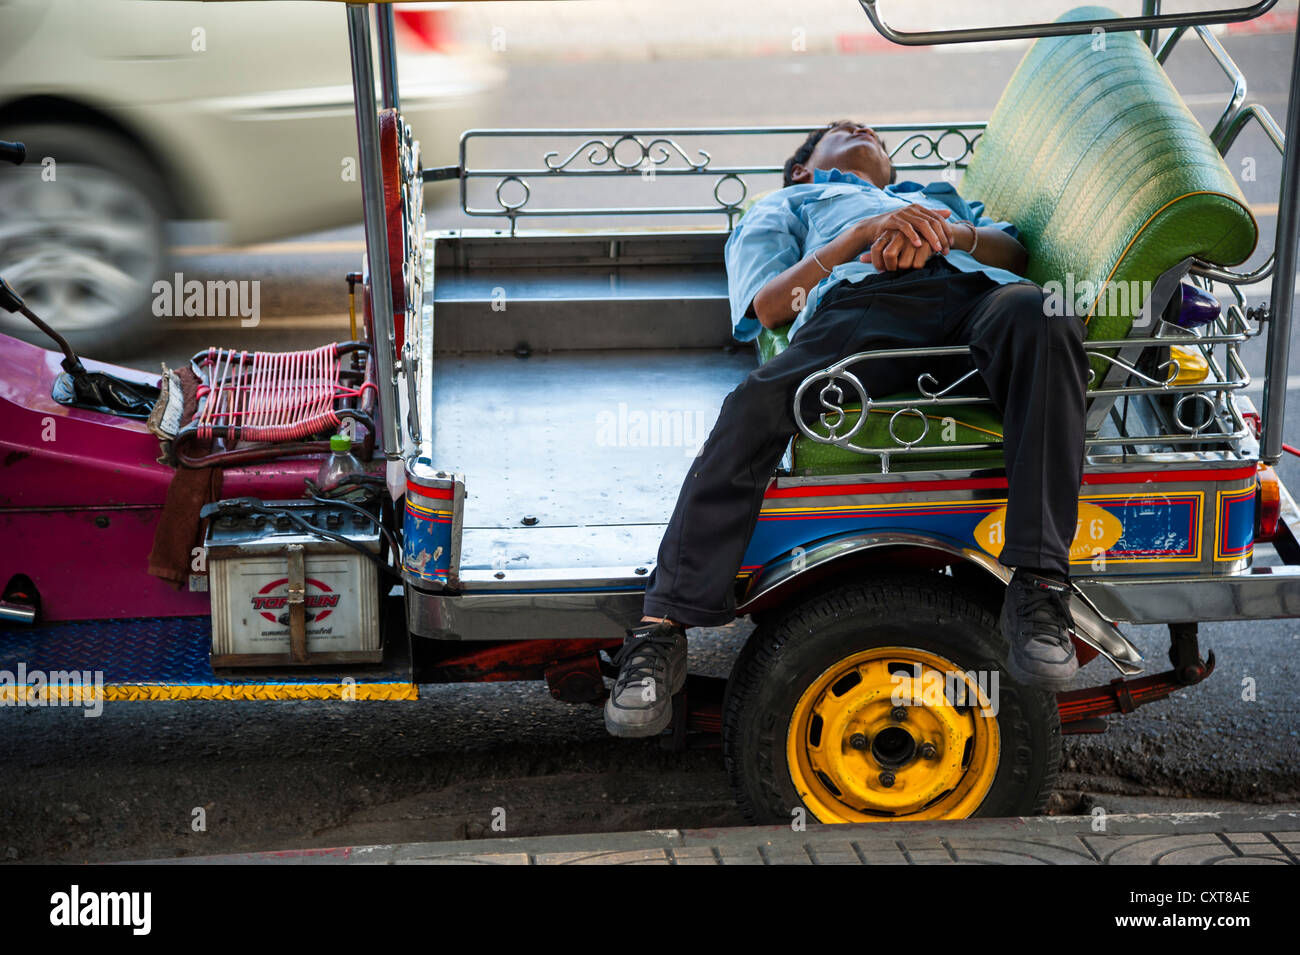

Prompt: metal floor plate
xmin=430 ymin=348 xmax=754 ymax=568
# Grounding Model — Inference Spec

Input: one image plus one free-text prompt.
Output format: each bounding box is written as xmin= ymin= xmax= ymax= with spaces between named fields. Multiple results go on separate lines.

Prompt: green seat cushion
xmin=758 ymin=322 xmax=791 ymax=364
xmin=756 ymin=4 xmax=1257 ymax=475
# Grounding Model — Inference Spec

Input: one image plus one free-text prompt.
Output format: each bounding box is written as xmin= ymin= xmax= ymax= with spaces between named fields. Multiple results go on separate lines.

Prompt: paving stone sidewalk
xmin=163 ymin=811 xmax=1300 ymax=865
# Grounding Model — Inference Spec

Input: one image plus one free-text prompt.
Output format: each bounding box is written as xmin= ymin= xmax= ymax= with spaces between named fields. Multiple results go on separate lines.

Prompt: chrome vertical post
xmin=376 ymin=3 xmax=400 ymax=111
xmin=1262 ymin=23 xmax=1300 ymax=464
xmin=346 ymin=3 xmax=400 ymax=465
xmin=1142 ymin=0 xmax=1162 ymax=54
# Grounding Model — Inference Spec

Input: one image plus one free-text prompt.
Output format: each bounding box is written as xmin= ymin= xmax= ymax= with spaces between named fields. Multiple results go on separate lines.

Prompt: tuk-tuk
xmin=1 ymin=0 xmax=1297 ymax=826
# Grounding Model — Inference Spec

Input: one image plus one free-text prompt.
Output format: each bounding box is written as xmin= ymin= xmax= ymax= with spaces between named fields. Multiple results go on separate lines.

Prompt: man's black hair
xmin=782 ymin=120 xmax=896 ymax=187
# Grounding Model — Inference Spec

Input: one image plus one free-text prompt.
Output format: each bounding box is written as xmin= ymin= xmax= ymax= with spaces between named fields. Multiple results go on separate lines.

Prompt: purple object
xmin=0 ymin=333 xmax=322 ymax=622
xmin=1171 ymin=282 xmax=1221 ymax=329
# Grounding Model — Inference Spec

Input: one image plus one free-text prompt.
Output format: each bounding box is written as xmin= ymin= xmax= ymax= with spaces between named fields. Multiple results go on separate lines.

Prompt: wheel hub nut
xmin=890 ymin=706 xmax=908 ymax=722
xmin=920 ymin=742 xmax=937 ymax=760
xmin=849 ymin=733 xmax=868 ymax=750
xmin=879 ymin=771 xmax=896 ymax=788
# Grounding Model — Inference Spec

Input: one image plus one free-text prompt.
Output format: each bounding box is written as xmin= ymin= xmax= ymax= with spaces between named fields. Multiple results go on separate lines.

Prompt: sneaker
xmin=603 ymin=622 xmax=688 ymax=738
xmin=1001 ymin=569 xmax=1079 ymax=690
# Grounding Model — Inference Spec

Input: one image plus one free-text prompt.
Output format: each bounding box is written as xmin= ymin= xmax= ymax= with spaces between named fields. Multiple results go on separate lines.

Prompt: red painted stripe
xmin=765 ymin=466 xmax=1255 ymax=499
xmin=407 ymin=484 xmax=454 ymax=500
xmin=765 ymin=477 xmax=1008 ymax=498
xmin=1080 ymin=467 xmax=1254 ymax=486
xmin=759 ymin=506 xmax=997 ymax=521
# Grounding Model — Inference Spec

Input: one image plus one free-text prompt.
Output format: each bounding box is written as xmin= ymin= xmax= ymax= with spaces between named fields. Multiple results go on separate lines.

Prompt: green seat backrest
xmin=961 ymin=5 xmax=1257 ymax=385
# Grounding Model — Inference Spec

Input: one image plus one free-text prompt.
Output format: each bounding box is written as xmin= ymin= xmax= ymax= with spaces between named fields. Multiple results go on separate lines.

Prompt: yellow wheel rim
xmin=786 ymin=647 xmax=1000 ymax=822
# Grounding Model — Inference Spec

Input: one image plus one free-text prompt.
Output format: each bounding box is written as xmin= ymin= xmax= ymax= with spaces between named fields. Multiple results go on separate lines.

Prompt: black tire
xmin=0 ymin=123 xmax=170 ymax=359
xmin=723 ymin=573 xmax=1061 ymax=824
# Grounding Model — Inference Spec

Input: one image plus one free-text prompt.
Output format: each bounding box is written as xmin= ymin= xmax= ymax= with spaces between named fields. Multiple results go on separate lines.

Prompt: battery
xmin=205 ymin=500 xmax=383 ymax=667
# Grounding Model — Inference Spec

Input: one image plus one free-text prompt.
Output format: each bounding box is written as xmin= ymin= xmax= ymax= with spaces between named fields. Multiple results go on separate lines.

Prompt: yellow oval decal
xmin=973 ymin=502 xmax=1123 ymax=563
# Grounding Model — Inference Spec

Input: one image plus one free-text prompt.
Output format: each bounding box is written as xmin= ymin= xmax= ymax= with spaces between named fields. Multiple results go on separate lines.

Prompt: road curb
xmin=149 ymin=811 xmax=1300 ymax=865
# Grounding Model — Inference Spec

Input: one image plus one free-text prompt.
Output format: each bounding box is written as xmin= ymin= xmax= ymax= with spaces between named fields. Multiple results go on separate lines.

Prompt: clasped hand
xmin=859 ymin=204 xmax=960 ymax=272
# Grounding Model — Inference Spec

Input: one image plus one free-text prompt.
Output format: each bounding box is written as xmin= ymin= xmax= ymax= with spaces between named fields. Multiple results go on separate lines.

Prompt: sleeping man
xmin=604 ymin=120 xmax=1091 ymax=737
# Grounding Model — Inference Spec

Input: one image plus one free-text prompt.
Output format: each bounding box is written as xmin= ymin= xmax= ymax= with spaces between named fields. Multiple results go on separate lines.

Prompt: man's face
xmin=793 ymin=122 xmax=894 ymax=189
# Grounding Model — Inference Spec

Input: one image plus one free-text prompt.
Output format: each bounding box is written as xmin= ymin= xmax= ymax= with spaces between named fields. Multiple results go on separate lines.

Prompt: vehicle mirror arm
xmin=0 ymin=273 xmax=161 ymax=419
xmin=0 ymin=275 xmax=89 ymax=379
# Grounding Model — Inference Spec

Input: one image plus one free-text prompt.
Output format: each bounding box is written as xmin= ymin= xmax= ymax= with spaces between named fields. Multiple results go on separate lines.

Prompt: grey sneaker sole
xmin=604 ymin=697 xmax=674 ymax=737
xmin=1004 ymin=649 xmax=1078 ymax=691
xmin=1000 ymin=600 xmax=1079 ymax=691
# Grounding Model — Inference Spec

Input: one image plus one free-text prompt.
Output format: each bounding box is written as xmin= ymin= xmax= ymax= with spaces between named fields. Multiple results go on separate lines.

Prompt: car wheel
xmin=723 ymin=573 xmax=1062 ymax=824
xmin=0 ymin=123 xmax=169 ymax=358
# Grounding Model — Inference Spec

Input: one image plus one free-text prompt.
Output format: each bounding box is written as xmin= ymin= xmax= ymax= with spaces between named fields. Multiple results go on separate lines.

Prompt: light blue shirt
xmin=724 ymin=167 xmax=1026 ymax=343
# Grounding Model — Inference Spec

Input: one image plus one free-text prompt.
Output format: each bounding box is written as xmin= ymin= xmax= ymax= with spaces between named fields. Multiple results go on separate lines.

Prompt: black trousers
xmin=643 ymin=258 xmax=1090 ymax=628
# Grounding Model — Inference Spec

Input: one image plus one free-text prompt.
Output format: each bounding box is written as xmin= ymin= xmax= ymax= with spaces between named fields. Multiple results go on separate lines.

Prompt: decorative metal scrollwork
xmin=712 ymin=173 xmax=747 ymax=212
xmin=794 ymin=368 xmax=871 ymax=445
xmin=461 ymin=124 xmax=988 ymax=227
xmin=887 ymin=408 xmax=930 ymax=449
xmin=889 ymin=129 xmax=982 ymax=167
xmin=1085 ymin=347 xmax=1182 ymax=387
xmin=917 ymin=367 xmax=980 ymax=400
xmin=494 ymin=175 xmax=531 ymax=212
xmin=1173 ymin=392 xmax=1219 ymax=434
xmin=542 ymin=135 xmax=711 ymax=172
xmin=795 ymin=357 xmax=996 ymax=455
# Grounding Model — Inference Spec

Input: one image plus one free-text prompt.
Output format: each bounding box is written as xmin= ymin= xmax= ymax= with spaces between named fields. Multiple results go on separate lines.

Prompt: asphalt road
xmin=2 ymin=34 xmax=1299 ymax=863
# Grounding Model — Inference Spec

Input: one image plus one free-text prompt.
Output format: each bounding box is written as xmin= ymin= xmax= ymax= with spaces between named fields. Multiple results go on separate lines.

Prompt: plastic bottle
xmin=317 ymin=433 xmax=363 ymax=492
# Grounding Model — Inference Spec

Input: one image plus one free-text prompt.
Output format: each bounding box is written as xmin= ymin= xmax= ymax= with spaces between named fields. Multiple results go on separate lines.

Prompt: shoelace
xmin=612 ymin=630 xmax=679 ymax=689
xmin=1017 ymin=582 xmax=1075 ymax=645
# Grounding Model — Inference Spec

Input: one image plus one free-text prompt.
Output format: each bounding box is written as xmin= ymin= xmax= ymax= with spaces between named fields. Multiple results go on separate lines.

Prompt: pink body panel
xmin=0 ymin=334 xmax=322 ymax=621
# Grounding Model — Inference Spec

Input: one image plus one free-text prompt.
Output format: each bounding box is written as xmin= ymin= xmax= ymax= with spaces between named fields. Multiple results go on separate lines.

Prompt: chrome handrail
xmin=1158 ymin=24 xmax=1247 ymax=145
xmin=1158 ymin=25 xmax=1284 ymax=289
xmin=855 ymin=0 xmax=1277 ymax=47
xmin=455 ymin=123 xmax=985 ymax=233
xmin=792 ymin=312 xmax=1256 ymax=472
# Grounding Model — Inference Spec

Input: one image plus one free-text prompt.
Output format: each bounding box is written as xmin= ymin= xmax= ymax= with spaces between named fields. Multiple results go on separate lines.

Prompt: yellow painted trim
xmin=764 ymin=490 xmax=1205 ymax=564
xmin=765 ymin=489 xmax=1198 ymax=516
xmin=406 ymin=498 xmax=453 ymax=518
xmin=1084 ymin=190 xmax=1258 ymax=327
xmin=762 ymin=496 xmax=1004 ymax=516
xmin=0 ymin=682 xmax=419 ymax=704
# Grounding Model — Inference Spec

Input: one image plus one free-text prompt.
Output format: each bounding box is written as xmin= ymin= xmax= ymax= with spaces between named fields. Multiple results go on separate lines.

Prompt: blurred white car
xmin=0 ymin=0 xmax=501 ymax=353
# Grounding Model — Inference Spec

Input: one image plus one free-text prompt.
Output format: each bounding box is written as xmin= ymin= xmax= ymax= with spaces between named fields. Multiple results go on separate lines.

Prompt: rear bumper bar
xmin=1076 ymin=564 xmax=1300 ymax=624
